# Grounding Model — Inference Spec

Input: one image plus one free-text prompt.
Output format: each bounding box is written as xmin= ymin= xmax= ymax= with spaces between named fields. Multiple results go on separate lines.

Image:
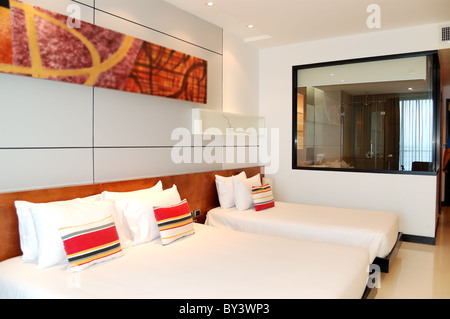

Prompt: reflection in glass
xmin=293 ymin=53 xmax=438 ymax=173
xmin=399 ymin=98 xmax=433 ymax=171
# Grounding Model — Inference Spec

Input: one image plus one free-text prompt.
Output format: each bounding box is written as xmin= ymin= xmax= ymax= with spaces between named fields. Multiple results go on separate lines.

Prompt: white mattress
xmin=206 ymin=201 xmax=399 ymax=261
xmin=0 ymin=223 xmax=369 ymax=299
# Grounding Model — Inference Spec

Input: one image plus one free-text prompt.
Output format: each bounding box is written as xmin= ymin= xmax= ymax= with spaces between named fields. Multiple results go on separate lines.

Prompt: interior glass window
xmin=292 ymin=52 xmax=439 ymax=173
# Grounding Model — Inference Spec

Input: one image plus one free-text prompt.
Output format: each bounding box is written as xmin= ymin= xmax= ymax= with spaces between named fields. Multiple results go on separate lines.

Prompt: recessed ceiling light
xmin=247 ymin=24 xmax=254 ymax=28
xmin=206 ymin=1 xmax=214 ymax=6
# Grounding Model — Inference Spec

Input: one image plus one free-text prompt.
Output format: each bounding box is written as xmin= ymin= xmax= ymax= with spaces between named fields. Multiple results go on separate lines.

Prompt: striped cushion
xmin=153 ymin=199 xmax=195 ymax=245
xmin=251 ymin=184 xmax=275 ymax=211
xmin=59 ymin=215 xmax=123 ymax=271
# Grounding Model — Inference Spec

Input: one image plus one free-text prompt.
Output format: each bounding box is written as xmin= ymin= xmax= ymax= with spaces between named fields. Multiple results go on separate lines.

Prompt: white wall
xmin=223 ymin=30 xmax=259 ymax=116
xmin=260 ymin=23 xmax=450 ymax=238
xmin=0 ymin=0 xmax=225 ymax=192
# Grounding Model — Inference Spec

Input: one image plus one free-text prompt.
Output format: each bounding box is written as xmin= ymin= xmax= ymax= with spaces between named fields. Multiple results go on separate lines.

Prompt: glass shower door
xmin=352 ymin=101 xmax=385 ymax=170
xmin=370 ymin=109 xmax=385 ymax=170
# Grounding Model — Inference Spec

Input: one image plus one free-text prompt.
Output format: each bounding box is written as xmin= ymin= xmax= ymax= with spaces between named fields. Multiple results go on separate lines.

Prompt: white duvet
xmin=0 ymin=223 xmax=370 ymax=299
xmin=206 ymin=201 xmax=399 ymax=261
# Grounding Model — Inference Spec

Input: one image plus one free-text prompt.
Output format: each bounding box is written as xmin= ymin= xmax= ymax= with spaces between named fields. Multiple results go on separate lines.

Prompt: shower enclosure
xmin=349 ymin=94 xmax=398 ymax=171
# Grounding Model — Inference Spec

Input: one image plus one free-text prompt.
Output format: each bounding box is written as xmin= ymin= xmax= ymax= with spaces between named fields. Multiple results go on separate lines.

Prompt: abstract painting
xmin=0 ymin=0 xmax=207 ymax=103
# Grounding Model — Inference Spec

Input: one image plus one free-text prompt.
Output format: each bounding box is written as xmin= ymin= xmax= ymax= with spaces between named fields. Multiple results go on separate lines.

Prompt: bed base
xmin=362 ymin=285 xmax=378 ymax=299
xmin=373 ymin=232 xmax=402 ymax=273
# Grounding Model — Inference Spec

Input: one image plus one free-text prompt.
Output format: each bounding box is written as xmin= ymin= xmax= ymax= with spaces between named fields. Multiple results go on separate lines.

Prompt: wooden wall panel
xmin=0 ymin=166 xmax=262 ymax=262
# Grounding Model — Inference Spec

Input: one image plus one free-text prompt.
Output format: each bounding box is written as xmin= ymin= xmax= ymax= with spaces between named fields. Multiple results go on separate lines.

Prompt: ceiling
xmin=163 ymin=0 xmax=450 ymax=49
xmin=163 ymin=0 xmax=450 ymax=84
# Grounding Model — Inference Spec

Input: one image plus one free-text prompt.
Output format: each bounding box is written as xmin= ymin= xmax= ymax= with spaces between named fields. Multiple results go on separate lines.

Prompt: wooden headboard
xmin=0 ymin=166 xmax=262 ymax=262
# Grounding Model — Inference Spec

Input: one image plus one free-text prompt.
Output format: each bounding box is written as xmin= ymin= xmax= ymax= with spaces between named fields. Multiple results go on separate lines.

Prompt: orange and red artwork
xmin=0 ymin=0 xmax=207 ymax=103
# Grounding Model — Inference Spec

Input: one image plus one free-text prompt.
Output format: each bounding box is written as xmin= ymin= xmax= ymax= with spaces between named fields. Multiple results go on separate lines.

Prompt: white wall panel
xmin=94 ymin=87 xmax=192 ymax=147
xmin=223 ymin=31 xmax=259 ymax=116
xmin=95 ymin=0 xmax=222 ymax=54
xmin=221 ymin=146 xmax=261 ymax=171
xmin=72 ymin=0 xmax=94 ymax=7
xmin=0 ymin=74 xmax=93 ymax=148
xmin=23 ymin=0 xmax=94 ymax=24
xmin=0 ymin=149 xmax=93 ymax=192
xmin=94 ymin=148 xmax=221 ymax=183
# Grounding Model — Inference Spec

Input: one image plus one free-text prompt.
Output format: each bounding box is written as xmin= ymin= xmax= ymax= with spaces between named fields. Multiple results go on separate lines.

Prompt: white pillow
xmin=116 ymin=198 xmax=156 ymax=245
xmin=30 ymin=199 xmax=129 ymax=269
xmin=14 ymin=194 xmax=101 ymax=263
xmin=101 ymin=180 xmax=163 ymax=201
xmin=150 ymin=184 xmax=182 ymax=206
xmin=215 ymin=172 xmax=247 ymax=209
xmin=233 ymin=173 xmax=262 ymax=211
xmin=116 ymin=185 xmax=182 ymax=245
xmin=15 ymin=201 xmax=40 ymax=263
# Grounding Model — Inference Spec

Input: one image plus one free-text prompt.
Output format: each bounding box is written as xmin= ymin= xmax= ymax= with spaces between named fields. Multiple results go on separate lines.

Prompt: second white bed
xmin=206 ymin=201 xmax=399 ymax=263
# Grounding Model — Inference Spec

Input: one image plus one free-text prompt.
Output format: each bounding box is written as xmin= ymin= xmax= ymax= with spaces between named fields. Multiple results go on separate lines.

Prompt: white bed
xmin=208 ymin=172 xmax=400 ymax=273
xmin=0 ymin=223 xmax=370 ymax=299
xmin=206 ymin=201 xmax=399 ymax=264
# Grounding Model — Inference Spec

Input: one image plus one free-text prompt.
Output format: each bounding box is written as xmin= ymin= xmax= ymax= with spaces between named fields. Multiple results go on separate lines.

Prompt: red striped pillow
xmin=251 ymin=184 xmax=275 ymax=211
xmin=59 ymin=215 xmax=123 ymax=271
xmin=153 ymin=199 xmax=195 ymax=245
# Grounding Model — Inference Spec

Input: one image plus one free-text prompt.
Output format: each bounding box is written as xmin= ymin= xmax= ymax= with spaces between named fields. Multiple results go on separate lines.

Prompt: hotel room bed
xmin=206 ymin=172 xmax=401 ymax=272
xmin=0 ymin=223 xmax=371 ymax=299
